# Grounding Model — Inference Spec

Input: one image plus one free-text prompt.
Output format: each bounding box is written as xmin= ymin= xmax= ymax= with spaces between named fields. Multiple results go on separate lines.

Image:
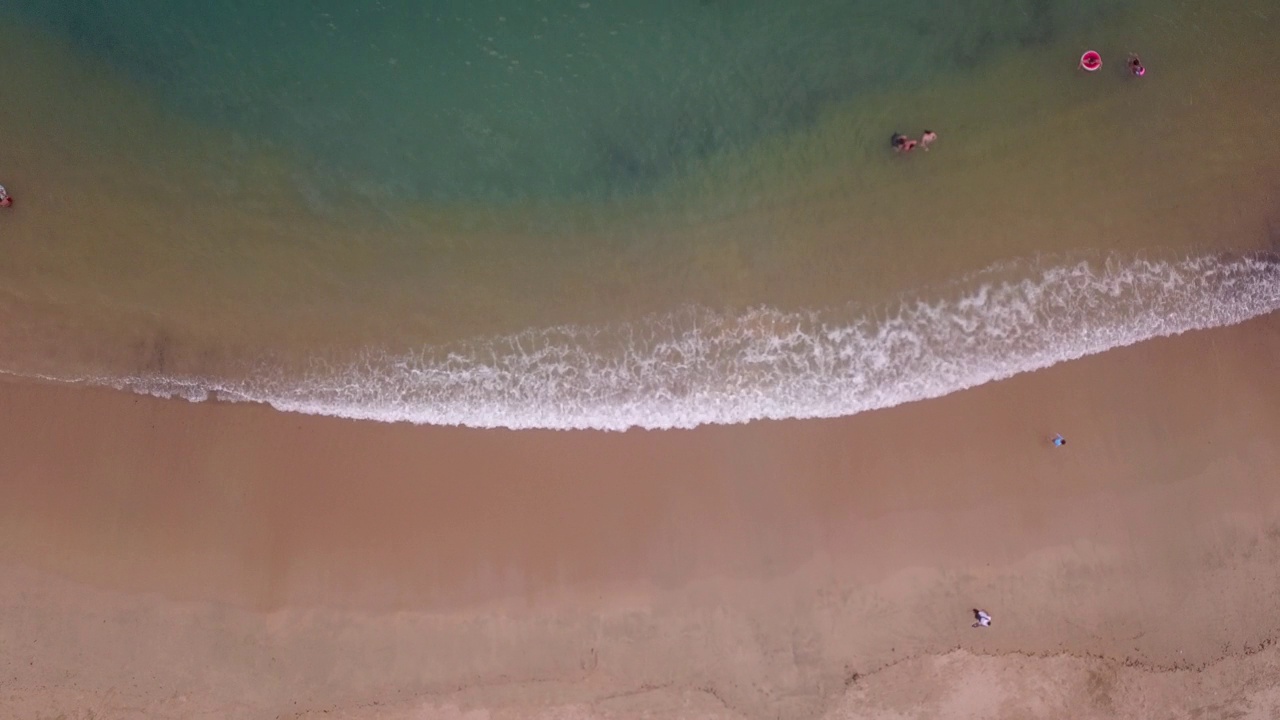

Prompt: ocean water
xmin=1 ymin=0 xmax=1279 ymax=429
xmin=0 ymin=0 xmax=1121 ymax=203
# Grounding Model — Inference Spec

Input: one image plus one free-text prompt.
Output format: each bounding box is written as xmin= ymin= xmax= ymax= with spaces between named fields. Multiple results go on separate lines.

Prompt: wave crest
xmin=71 ymin=253 xmax=1280 ymax=430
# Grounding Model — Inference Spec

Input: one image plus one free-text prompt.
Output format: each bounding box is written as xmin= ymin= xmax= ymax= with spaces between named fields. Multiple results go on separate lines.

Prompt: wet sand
xmin=3 ymin=312 xmax=1280 ymax=719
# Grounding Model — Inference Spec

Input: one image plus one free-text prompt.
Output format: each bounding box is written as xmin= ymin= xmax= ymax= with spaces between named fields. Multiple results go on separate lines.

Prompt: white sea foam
xmin=64 ymin=253 xmax=1280 ymax=430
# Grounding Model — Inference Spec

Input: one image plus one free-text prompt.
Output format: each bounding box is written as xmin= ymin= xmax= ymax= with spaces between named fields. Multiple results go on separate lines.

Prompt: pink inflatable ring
xmin=1080 ymin=50 xmax=1102 ymax=72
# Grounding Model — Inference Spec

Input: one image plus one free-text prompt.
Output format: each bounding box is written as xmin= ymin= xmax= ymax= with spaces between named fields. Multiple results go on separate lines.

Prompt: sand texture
xmin=1 ymin=315 xmax=1279 ymax=718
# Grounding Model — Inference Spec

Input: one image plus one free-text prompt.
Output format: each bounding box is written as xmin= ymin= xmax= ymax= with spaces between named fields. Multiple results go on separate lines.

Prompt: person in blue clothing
xmin=1052 ymin=433 xmax=1067 ymax=447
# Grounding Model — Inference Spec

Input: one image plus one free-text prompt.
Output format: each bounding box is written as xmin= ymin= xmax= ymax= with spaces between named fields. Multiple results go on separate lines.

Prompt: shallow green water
xmin=5 ymin=0 xmax=1116 ymax=203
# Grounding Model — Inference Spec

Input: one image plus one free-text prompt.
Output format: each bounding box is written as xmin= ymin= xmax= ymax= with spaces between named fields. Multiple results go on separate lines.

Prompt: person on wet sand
xmin=891 ymin=133 xmax=918 ymax=153
xmin=972 ymin=609 xmax=992 ymax=628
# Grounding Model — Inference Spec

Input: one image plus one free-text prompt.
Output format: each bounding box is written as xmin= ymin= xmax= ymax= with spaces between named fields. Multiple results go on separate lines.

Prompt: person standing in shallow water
xmin=891 ymin=131 xmax=936 ymax=154
xmin=1052 ymin=433 xmax=1067 ymax=447
xmin=0 ymin=184 xmax=11 ymax=208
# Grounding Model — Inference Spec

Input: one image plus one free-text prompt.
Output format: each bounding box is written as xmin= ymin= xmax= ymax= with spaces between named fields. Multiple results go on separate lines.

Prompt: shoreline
xmin=3 ymin=313 xmax=1280 ymax=718
xmin=5 ymin=250 xmax=1278 ymax=432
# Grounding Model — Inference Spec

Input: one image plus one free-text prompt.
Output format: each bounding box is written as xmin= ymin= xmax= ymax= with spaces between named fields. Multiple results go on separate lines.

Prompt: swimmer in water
xmin=0 ymin=184 xmax=11 ymax=208
xmin=1128 ymin=54 xmax=1145 ymax=77
xmin=920 ymin=130 xmax=938 ymax=151
xmin=891 ymin=133 xmax=918 ymax=153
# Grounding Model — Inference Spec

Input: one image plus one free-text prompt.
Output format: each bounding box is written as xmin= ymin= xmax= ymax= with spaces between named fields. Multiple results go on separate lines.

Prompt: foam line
xmin=46 ymin=253 xmax=1280 ymax=431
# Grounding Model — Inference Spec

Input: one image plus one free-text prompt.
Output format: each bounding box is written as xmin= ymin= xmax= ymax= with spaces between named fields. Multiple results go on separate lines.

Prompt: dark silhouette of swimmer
xmin=891 ymin=133 xmax=917 ymax=153
xmin=1128 ymin=54 xmax=1145 ymax=77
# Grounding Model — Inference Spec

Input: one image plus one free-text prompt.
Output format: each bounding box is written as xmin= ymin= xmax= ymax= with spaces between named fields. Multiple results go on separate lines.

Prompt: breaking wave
xmin=40 ymin=253 xmax=1280 ymax=430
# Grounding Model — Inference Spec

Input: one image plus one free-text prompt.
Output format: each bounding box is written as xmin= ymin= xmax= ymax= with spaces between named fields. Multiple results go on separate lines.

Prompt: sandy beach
xmin=2 ymin=312 xmax=1279 ymax=719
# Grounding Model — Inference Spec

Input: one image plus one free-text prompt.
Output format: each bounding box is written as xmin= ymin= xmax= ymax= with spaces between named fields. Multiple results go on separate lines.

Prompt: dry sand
xmin=3 ymin=313 xmax=1280 ymax=719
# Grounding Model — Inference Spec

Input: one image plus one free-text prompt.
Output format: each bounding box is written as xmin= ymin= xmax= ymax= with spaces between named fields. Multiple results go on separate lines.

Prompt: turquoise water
xmin=2 ymin=0 xmax=1280 ymax=429
xmin=7 ymin=0 xmax=1117 ymax=203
